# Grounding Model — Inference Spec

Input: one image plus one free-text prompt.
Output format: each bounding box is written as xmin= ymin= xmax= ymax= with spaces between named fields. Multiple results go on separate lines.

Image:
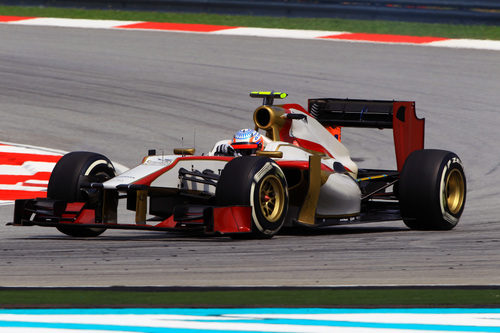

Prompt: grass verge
xmin=0 ymin=5 xmax=499 ymax=40
xmin=2 ymin=287 xmax=500 ymax=308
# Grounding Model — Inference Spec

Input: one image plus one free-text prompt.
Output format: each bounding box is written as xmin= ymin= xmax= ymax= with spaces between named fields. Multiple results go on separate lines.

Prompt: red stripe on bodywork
xmin=278 ymin=104 xmax=310 ymax=144
xmin=213 ymin=206 xmax=252 ymax=233
xmin=283 ymin=103 xmax=311 ymax=116
xmin=293 ymin=138 xmax=334 ymax=158
xmin=0 ymin=153 xmax=61 ymax=165
xmin=0 ymin=16 xmax=35 ymax=22
xmin=277 ymin=160 xmax=333 ymax=172
xmin=0 ymin=190 xmax=46 ymax=200
xmin=116 ymin=22 xmax=237 ymax=32
xmin=322 ymin=33 xmax=448 ymax=44
xmin=73 ymin=209 xmax=96 ymax=224
xmin=155 ymin=215 xmax=177 ymax=229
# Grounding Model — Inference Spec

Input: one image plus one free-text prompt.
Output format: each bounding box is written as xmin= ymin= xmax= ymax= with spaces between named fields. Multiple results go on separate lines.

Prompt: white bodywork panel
xmin=317 ymin=173 xmax=361 ymax=216
xmin=151 ymin=158 xmax=228 ymax=194
xmin=103 ymin=155 xmax=175 ymax=189
xmin=103 ymin=155 xmax=228 ymax=195
xmin=286 ymin=105 xmax=358 ymax=178
xmin=265 ymin=141 xmax=361 ymax=217
xmin=265 ymin=141 xmax=312 ymax=160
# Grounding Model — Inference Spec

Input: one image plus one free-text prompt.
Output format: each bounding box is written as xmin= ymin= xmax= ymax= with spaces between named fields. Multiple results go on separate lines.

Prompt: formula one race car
xmin=12 ymin=91 xmax=466 ymax=238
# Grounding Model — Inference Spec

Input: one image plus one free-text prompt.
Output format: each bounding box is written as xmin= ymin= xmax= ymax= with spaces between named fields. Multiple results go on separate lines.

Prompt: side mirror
xmin=173 ymin=148 xmax=195 ymax=156
xmin=256 ymin=150 xmax=283 ymax=158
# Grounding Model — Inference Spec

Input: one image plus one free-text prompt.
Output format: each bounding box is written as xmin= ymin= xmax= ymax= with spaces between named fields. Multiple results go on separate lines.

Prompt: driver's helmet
xmin=231 ymin=129 xmax=264 ymax=156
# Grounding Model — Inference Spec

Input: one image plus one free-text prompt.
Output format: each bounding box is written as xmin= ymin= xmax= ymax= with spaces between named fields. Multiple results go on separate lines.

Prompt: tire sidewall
xmin=400 ymin=149 xmax=466 ymax=230
xmin=48 ymin=152 xmax=115 ymax=202
xmin=249 ymin=161 xmax=288 ymax=236
xmin=437 ymin=155 xmax=466 ymax=225
xmin=217 ymin=156 xmax=288 ymax=237
xmin=47 ymin=152 xmax=116 ymax=237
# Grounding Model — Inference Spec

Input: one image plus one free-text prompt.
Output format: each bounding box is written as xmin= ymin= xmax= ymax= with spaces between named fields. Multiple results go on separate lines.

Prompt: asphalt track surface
xmin=0 ymin=24 xmax=499 ymax=287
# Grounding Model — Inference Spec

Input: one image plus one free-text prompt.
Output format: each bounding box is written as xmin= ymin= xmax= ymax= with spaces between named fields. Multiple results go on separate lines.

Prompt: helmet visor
xmin=232 ymin=143 xmax=259 ymax=156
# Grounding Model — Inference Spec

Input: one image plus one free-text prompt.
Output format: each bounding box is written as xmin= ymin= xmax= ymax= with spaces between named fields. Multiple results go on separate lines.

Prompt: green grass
xmin=1 ymin=5 xmax=499 ymax=40
xmin=2 ymin=288 xmax=500 ymax=308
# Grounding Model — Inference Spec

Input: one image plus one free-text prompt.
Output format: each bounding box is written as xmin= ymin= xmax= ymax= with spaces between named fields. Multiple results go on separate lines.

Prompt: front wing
xmin=12 ymin=199 xmax=253 ymax=235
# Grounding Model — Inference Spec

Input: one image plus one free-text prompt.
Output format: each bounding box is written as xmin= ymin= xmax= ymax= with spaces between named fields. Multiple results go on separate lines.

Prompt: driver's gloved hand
xmin=215 ymin=143 xmax=236 ymax=156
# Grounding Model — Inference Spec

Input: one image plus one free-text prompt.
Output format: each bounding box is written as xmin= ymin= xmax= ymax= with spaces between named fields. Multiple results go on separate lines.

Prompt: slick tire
xmin=47 ymin=151 xmax=116 ymax=237
xmin=399 ymin=149 xmax=466 ymax=230
xmin=216 ymin=156 xmax=288 ymax=238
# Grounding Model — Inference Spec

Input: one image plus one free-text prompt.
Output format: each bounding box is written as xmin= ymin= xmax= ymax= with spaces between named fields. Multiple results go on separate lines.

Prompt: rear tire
xmin=399 ymin=149 xmax=466 ymax=230
xmin=47 ymin=151 xmax=116 ymax=237
xmin=216 ymin=156 xmax=288 ymax=238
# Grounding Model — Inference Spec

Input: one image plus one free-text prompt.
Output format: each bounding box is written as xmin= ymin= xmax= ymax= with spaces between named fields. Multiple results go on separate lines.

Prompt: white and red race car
xmin=12 ymin=92 xmax=466 ymax=238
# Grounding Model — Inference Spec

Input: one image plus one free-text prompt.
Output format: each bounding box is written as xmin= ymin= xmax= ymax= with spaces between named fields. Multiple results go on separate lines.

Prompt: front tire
xmin=47 ymin=151 xmax=116 ymax=237
xmin=399 ymin=149 xmax=466 ymax=230
xmin=216 ymin=156 xmax=288 ymax=238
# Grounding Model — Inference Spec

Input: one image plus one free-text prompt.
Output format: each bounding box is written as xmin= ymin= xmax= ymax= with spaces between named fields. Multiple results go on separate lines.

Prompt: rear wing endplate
xmin=308 ymin=98 xmax=425 ymax=171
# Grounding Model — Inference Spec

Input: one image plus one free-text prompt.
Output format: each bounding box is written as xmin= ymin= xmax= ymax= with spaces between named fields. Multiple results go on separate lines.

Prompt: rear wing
xmin=308 ymin=98 xmax=425 ymax=171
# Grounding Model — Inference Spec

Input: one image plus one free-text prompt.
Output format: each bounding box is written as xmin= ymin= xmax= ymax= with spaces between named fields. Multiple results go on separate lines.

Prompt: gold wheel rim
xmin=259 ymin=175 xmax=285 ymax=223
xmin=445 ymin=169 xmax=465 ymax=215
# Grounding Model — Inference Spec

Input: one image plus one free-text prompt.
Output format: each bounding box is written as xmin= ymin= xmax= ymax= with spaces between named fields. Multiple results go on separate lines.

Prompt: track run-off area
xmin=0 ymin=14 xmax=500 ymax=292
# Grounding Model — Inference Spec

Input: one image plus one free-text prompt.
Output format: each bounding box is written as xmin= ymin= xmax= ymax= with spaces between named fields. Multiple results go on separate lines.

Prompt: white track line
xmin=13 ymin=17 xmax=142 ymax=29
